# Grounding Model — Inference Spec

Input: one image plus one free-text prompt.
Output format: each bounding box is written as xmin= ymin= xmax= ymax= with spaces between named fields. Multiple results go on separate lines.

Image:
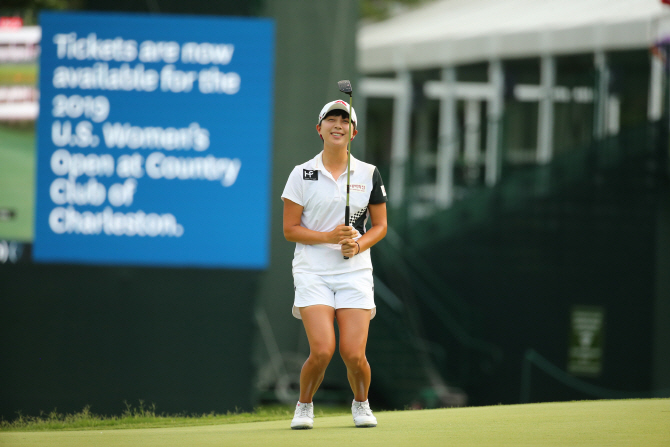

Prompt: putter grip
xmin=344 ymin=205 xmax=350 ymax=259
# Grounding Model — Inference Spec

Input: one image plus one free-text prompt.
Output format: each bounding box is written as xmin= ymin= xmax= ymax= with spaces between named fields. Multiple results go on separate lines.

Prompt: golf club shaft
xmin=344 ymin=94 xmax=353 ymax=259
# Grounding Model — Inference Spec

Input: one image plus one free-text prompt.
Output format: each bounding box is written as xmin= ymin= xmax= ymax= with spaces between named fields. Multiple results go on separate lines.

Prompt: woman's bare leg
xmin=336 ymin=308 xmax=372 ymax=402
xmin=298 ymin=305 xmax=336 ymax=403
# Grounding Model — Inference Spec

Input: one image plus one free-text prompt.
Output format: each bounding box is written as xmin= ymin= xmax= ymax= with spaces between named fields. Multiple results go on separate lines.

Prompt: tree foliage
xmin=0 ymin=0 xmax=84 ymax=25
xmin=360 ymin=0 xmax=434 ymax=22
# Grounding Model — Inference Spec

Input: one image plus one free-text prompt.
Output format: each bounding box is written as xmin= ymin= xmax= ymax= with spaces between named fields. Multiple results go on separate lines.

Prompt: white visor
xmin=318 ymin=100 xmax=357 ymax=127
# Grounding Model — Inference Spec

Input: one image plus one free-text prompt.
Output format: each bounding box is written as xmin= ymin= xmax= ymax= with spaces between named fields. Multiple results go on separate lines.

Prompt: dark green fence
xmin=0 ymin=265 xmax=261 ymax=419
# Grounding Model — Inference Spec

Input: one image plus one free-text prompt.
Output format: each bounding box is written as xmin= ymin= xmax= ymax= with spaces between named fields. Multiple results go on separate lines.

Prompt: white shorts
xmin=292 ymin=269 xmax=376 ymax=320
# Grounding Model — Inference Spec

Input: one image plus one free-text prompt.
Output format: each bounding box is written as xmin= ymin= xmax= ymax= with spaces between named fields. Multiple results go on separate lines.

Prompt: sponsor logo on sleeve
xmin=302 ymin=169 xmax=318 ymax=181
xmin=381 ymin=185 xmax=386 ymax=196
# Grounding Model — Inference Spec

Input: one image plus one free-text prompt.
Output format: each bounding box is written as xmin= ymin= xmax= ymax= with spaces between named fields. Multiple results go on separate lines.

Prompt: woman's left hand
xmin=340 ymin=238 xmax=360 ymax=257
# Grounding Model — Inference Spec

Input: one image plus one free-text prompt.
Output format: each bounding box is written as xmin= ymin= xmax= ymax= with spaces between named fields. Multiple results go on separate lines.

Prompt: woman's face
xmin=317 ymin=112 xmax=357 ymax=146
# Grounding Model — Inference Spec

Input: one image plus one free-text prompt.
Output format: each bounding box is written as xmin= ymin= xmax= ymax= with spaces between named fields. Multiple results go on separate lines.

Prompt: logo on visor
xmin=303 ymin=169 xmax=318 ymax=181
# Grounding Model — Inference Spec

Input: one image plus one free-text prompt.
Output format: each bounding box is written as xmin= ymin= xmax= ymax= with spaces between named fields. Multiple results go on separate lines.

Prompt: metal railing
xmin=520 ymin=349 xmax=670 ymax=403
xmin=371 ymin=225 xmax=504 ymax=391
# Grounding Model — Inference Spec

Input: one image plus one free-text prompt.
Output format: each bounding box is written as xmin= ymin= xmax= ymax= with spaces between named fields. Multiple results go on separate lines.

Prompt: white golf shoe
xmin=352 ymin=399 xmax=377 ymax=427
xmin=290 ymin=401 xmax=314 ymax=430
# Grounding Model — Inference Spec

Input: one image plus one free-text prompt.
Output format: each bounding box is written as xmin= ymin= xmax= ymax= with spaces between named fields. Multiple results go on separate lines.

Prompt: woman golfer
xmin=281 ymin=100 xmax=388 ymax=429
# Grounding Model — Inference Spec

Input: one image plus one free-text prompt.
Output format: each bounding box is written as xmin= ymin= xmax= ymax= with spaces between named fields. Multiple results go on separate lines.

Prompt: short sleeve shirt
xmin=281 ymin=151 xmax=388 ymax=276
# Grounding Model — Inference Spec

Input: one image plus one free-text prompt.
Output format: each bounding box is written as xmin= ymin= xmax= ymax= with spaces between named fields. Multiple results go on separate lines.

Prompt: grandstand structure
xmin=357 ymin=0 xmax=668 ymax=216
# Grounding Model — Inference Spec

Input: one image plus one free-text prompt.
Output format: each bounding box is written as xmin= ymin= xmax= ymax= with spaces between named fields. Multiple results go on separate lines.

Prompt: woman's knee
xmin=339 ymin=346 xmax=367 ymax=368
xmin=309 ymin=344 xmax=335 ymax=366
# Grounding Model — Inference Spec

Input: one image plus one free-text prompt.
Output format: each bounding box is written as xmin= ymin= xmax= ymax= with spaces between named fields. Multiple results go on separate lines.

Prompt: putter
xmin=338 ymin=80 xmax=354 ymax=259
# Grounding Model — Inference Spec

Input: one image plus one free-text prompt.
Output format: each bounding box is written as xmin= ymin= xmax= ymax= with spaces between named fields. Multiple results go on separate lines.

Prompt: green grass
xmin=0 ymin=63 xmax=37 ymax=86
xmin=0 ymin=124 xmax=35 ymax=242
xmin=0 ymin=399 xmax=668 ymax=447
xmin=0 ymin=401 xmax=349 ymax=432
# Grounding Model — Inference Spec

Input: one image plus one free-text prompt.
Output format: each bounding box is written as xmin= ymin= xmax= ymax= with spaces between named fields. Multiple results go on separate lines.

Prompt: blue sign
xmin=34 ymin=12 xmax=274 ymax=268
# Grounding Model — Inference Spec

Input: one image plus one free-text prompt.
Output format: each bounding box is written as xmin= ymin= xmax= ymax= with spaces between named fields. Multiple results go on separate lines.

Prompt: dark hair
xmin=320 ymin=109 xmax=355 ymax=129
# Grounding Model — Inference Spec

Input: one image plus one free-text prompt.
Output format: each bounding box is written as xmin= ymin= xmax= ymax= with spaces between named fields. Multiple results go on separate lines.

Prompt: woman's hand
xmin=339 ymin=238 xmax=360 ymax=257
xmin=327 ymin=225 xmax=359 ymax=245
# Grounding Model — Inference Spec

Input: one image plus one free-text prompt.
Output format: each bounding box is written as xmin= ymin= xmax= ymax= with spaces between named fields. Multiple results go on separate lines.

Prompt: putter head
xmin=338 ymin=80 xmax=353 ymax=96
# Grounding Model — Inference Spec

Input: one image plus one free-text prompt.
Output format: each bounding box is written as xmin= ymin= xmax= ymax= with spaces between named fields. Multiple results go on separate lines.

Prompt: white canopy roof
xmin=357 ymin=0 xmax=670 ymax=73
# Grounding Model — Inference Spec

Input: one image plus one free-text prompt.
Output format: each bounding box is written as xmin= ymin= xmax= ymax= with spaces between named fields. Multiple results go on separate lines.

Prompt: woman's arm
xmin=340 ymin=202 xmax=387 ymax=257
xmin=283 ymin=198 xmax=357 ymax=245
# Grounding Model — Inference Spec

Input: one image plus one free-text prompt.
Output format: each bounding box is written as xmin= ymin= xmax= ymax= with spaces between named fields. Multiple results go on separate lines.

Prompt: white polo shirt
xmin=281 ymin=151 xmax=388 ymax=276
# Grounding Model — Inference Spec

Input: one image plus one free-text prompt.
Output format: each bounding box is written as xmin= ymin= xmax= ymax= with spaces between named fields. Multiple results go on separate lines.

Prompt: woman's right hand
xmin=327 ymin=225 xmax=358 ymax=244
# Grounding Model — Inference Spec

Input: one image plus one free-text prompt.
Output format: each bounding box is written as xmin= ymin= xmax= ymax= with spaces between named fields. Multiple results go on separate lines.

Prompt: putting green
xmin=1 ymin=399 xmax=668 ymax=447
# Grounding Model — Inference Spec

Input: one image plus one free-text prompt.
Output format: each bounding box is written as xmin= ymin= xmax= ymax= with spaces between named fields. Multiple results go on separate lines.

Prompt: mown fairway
xmin=1 ymin=399 xmax=668 ymax=447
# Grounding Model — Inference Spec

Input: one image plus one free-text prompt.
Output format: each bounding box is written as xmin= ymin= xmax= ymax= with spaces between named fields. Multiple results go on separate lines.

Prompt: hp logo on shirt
xmin=303 ymin=169 xmax=319 ymax=181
